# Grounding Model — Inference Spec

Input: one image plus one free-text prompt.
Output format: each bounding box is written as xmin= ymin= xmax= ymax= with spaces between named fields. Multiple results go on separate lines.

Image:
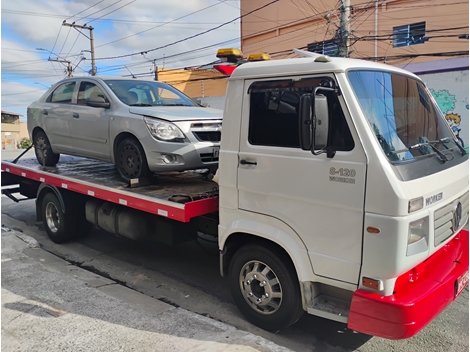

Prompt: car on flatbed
xmin=27 ymin=77 xmax=223 ymax=181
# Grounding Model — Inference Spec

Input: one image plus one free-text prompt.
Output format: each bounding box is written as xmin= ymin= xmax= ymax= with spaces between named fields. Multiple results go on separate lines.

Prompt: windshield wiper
xmin=129 ymin=103 xmax=153 ymax=107
xmin=391 ymin=137 xmax=449 ymax=163
xmin=428 ymin=137 xmax=466 ymax=157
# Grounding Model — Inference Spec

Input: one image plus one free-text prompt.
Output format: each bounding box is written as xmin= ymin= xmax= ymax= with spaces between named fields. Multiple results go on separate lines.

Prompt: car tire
xmin=116 ymin=137 xmax=150 ymax=182
xmin=34 ymin=130 xmax=60 ymax=166
xmin=228 ymin=244 xmax=304 ymax=332
xmin=41 ymin=192 xmax=77 ymax=244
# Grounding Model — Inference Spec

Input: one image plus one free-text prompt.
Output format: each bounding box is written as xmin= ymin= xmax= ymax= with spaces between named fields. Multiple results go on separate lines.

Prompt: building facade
xmin=1 ymin=111 xmax=27 ymax=150
xmin=239 ymin=0 xmax=469 ymax=146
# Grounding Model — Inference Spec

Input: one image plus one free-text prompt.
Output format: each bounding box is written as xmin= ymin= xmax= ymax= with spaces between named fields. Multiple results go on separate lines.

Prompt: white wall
xmin=196 ymin=96 xmax=226 ymax=111
xmin=419 ymin=70 xmax=469 ymax=149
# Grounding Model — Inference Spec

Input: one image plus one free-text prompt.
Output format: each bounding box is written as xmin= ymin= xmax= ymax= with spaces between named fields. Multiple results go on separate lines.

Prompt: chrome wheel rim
xmin=45 ymin=201 xmax=60 ymax=233
xmin=239 ymin=260 xmax=282 ymax=315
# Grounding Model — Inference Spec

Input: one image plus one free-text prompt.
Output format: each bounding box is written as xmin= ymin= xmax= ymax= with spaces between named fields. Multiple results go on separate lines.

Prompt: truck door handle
xmin=73 ymin=112 xmax=79 ymax=118
xmin=240 ymin=159 xmax=257 ymax=166
xmin=42 ymin=109 xmax=48 ymax=115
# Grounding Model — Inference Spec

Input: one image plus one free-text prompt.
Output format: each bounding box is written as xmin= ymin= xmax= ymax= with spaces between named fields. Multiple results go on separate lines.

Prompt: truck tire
xmin=34 ymin=130 xmax=60 ymax=166
xmin=41 ymin=192 xmax=77 ymax=243
xmin=116 ymin=137 xmax=150 ymax=182
xmin=228 ymin=244 xmax=304 ymax=332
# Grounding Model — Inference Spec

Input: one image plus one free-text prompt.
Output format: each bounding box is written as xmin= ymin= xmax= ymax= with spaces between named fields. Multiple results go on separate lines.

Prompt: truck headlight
xmin=144 ymin=117 xmax=185 ymax=141
xmin=407 ymin=217 xmax=428 ymax=256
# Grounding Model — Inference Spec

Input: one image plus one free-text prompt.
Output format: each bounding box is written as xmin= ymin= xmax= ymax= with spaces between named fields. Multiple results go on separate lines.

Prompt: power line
xmin=94 ymin=0 xmax=280 ymax=61
xmin=95 ymin=1 xmax=225 ymax=49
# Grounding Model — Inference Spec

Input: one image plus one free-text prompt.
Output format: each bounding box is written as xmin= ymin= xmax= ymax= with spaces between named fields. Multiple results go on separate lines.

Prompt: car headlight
xmin=144 ymin=117 xmax=185 ymax=141
xmin=407 ymin=217 xmax=428 ymax=256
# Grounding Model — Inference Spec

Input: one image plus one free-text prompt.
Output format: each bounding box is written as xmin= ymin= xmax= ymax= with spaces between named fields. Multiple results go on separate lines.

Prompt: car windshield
xmin=104 ymin=80 xmax=198 ymax=107
xmin=348 ymin=70 xmax=459 ymax=162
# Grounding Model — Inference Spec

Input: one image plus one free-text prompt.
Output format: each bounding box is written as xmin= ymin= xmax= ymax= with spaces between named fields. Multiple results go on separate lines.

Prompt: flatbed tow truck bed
xmin=1 ymin=156 xmax=219 ymax=223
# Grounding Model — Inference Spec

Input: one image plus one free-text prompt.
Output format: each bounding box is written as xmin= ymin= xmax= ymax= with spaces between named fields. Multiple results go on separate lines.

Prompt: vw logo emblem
xmin=452 ymin=202 xmax=462 ymax=232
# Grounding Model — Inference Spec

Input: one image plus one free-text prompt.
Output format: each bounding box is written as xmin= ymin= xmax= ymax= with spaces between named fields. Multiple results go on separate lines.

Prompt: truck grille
xmin=434 ymin=191 xmax=469 ymax=246
xmin=193 ymin=131 xmax=221 ymax=142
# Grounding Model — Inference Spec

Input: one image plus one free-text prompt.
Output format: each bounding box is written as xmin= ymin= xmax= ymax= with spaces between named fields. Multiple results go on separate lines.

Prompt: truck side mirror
xmin=313 ymin=94 xmax=329 ymax=151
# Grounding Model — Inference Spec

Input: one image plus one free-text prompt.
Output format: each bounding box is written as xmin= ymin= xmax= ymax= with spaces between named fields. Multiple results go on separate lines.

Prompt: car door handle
xmin=240 ymin=159 xmax=257 ymax=166
xmin=42 ymin=109 xmax=48 ymax=115
xmin=73 ymin=112 xmax=79 ymax=118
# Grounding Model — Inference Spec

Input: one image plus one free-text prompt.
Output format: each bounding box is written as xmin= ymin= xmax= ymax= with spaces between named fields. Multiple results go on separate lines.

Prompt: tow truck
xmin=2 ymin=48 xmax=468 ymax=339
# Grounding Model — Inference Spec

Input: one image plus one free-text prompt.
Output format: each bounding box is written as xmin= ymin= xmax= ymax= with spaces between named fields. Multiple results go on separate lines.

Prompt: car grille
xmin=434 ymin=191 xmax=469 ymax=246
xmin=193 ymin=131 xmax=221 ymax=142
xmin=200 ymin=153 xmax=219 ymax=163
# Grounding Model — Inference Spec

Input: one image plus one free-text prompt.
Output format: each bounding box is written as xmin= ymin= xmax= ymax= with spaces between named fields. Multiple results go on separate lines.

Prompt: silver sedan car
xmin=27 ymin=77 xmax=223 ymax=181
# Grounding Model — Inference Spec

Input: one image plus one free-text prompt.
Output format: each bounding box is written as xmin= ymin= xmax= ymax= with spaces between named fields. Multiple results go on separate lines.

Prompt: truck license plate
xmin=213 ymin=147 xmax=220 ymax=158
xmin=455 ymin=270 xmax=469 ymax=298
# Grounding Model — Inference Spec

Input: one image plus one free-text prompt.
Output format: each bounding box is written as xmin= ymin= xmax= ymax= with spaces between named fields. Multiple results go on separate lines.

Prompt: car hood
xmin=129 ymin=106 xmax=223 ymax=121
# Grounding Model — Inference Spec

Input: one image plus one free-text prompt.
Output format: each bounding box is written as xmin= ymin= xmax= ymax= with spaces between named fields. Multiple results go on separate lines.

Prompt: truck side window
xmin=248 ymin=78 xmax=354 ymax=151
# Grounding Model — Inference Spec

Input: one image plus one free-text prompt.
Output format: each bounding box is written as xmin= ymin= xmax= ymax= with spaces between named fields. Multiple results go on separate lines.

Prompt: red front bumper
xmin=348 ymin=229 xmax=469 ymax=339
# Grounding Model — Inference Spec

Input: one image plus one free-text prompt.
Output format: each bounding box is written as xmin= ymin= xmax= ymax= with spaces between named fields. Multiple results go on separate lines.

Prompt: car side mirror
xmin=87 ymin=95 xmax=110 ymax=108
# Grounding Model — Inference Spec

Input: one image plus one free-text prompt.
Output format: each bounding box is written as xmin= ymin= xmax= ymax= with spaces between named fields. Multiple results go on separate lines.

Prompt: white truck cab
xmin=216 ymin=49 xmax=469 ymax=338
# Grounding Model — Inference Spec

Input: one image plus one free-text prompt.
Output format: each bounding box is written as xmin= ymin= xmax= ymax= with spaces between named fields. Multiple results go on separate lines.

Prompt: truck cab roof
xmin=229 ymin=56 xmax=421 ymax=81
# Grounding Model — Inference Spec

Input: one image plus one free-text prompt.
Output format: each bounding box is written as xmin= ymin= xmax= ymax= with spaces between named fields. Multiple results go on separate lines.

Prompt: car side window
xmin=248 ymin=78 xmax=354 ymax=151
xmin=49 ymin=82 xmax=76 ymax=103
xmin=77 ymin=82 xmax=108 ymax=105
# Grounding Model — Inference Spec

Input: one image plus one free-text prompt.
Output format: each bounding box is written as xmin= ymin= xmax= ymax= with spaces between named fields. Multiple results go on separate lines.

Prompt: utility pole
xmin=339 ymin=0 xmax=351 ymax=57
xmin=62 ymin=22 xmax=97 ymax=75
xmin=153 ymin=60 xmax=158 ymax=81
xmin=48 ymin=58 xmax=73 ymax=77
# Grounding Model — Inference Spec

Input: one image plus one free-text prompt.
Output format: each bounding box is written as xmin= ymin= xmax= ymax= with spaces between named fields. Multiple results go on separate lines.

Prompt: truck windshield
xmin=348 ymin=70 xmax=459 ymax=162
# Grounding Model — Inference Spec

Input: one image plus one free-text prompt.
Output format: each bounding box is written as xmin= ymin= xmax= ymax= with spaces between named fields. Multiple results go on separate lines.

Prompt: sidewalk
xmin=1 ymin=229 xmax=292 ymax=352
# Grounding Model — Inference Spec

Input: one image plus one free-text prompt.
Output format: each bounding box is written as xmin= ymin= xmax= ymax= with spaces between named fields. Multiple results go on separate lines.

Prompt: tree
xmin=20 ymin=137 xmax=32 ymax=149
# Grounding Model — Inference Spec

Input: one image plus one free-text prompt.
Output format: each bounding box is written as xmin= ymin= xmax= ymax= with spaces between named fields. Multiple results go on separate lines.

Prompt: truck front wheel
xmin=228 ymin=244 xmax=304 ymax=332
xmin=41 ymin=192 xmax=77 ymax=243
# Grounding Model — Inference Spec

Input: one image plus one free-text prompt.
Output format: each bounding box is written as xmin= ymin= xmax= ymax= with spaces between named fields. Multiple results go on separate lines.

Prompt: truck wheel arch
xmin=219 ymin=219 xmax=314 ymax=283
xmin=36 ymin=184 xmax=67 ymax=222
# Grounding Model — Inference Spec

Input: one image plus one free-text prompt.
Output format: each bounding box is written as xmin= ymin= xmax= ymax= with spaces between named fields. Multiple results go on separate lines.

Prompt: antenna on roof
xmin=292 ymin=48 xmax=332 ymax=62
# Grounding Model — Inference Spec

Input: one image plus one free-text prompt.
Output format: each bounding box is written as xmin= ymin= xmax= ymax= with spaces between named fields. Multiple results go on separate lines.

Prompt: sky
xmin=1 ymin=0 xmax=241 ymax=119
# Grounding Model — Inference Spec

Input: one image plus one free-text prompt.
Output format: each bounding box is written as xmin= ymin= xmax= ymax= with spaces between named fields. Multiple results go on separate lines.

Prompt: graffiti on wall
xmin=430 ymin=89 xmax=465 ymax=147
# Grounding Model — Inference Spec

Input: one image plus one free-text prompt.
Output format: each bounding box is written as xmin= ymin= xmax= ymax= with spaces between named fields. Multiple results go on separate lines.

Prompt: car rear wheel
xmin=34 ymin=130 xmax=60 ymax=166
xmin=116 ymin=137 xmax=150 ymax=182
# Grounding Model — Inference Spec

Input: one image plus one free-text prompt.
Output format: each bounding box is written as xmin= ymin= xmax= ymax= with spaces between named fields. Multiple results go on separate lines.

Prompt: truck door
xmin=237 ymin=76 xmax=367 ymax=284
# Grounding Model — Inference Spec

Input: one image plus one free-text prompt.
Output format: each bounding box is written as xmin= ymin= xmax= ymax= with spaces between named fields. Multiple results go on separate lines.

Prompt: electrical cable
xmin=94 ymin=0 xmax=280 ymax=60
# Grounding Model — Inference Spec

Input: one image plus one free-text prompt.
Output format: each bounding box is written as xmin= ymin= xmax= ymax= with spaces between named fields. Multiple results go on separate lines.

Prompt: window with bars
xmin=307 ymin=40 xmax=339 ymax=57
xmin=393 ymin=22 xmax=427 ymax=47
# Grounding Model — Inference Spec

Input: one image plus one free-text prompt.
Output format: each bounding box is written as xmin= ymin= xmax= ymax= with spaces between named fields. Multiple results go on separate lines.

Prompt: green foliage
xmin=20 ymin=137 xmax=32 ymax=149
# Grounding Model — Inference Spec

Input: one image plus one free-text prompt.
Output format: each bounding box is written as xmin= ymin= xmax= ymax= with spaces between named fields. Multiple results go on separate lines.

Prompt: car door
xmin=237 ymin=75 xmax=367 ymax=285
xmin=70 ymin=80 xmax=111 ymax=160
xmin=42 ymin=81 xmax=75 ymax=153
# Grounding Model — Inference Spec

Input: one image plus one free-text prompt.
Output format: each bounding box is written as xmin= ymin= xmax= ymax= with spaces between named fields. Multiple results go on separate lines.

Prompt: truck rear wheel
xmin=228 ymin=244 xmax=304 ymax=332
xmin=41 ymin=192 xmax=77 ymax=243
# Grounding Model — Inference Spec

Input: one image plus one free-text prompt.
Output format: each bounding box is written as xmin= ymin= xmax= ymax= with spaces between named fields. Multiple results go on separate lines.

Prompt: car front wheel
xmin=116 ymin=137 xmax=150 ymax=182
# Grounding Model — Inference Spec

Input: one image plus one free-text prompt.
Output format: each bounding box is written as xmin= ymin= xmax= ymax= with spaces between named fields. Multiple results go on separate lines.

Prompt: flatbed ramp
xmin=1 ymin=156 xmax=219 ymax=222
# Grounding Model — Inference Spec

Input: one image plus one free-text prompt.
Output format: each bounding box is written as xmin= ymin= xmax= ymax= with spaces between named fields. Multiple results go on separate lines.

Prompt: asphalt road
xmin=1 ymin=150 xmax=469 ymax=351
